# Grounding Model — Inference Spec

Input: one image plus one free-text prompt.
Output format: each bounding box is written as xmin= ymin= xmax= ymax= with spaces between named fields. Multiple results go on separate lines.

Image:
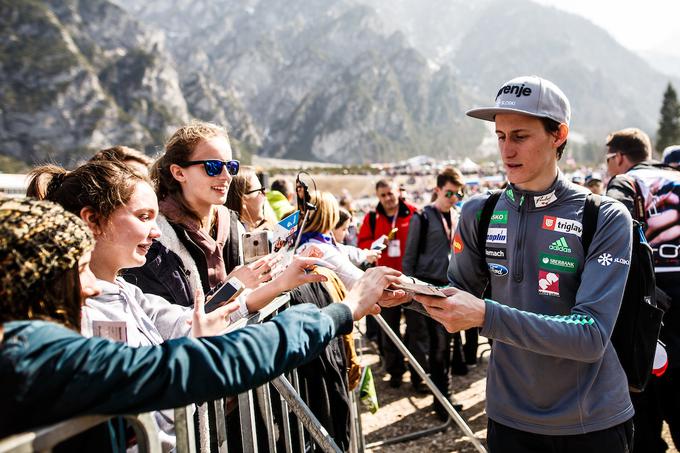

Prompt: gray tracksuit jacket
xmin=448 ymin=174 xmax=634 ymax=435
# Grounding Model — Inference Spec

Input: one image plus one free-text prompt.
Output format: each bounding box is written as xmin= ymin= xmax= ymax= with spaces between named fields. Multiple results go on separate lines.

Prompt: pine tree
xmin=656 ymin=83 xmax=680 ymax=154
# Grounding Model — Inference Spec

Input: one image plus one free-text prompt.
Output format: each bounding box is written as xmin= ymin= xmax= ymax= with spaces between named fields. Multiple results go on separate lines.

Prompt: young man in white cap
xmin=382 ymin=76 xmax=634 ymax=451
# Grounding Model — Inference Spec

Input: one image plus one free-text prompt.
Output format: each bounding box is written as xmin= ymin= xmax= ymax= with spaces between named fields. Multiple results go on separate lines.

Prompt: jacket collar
xmin=503 ymin=172 xmax=572 ymax=211
xmin=376 ymin=199 xmax=413 ymax=218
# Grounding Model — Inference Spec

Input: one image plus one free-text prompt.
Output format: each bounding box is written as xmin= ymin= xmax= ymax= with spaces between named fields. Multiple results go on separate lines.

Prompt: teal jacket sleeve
xmin=0 ymin=303 xmax=353 ymax=435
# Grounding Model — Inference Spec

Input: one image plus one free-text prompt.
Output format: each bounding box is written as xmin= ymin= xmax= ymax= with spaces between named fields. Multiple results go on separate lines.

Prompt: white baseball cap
xmin=467 ymin=75 xmax=571 ymax=126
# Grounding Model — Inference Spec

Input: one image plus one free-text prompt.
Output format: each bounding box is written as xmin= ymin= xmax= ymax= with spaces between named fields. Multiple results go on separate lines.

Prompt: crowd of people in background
xmin=2 ymin=74 xmax=680 ymax=453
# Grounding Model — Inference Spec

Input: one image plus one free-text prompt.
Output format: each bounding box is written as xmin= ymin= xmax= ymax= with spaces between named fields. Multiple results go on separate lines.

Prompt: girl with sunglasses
xmin=124 ymin=122 xmax=279 ymax=308
xmin=226 ymin=166 xmax=278 ymax=232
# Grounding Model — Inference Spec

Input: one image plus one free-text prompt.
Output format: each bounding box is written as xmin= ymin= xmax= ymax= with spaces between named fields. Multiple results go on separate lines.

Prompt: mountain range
xmin=1 ymin=0 xmax=678 ymax=166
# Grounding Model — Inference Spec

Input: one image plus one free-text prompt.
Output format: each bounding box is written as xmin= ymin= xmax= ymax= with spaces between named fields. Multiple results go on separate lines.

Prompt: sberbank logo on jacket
xmin=539 ymin=253 xmax=578 ymax=273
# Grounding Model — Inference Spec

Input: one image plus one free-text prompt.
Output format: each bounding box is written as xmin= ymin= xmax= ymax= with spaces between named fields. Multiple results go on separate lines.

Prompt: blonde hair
xmin=303 ymin=191 xmax=339 ymax=235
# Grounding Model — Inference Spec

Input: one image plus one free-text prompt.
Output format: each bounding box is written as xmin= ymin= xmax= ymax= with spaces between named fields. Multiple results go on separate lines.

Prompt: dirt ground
xmin=356 ymin=329 xmax=678 ymax=453
xmin=357 ymin=332 xmax=489 ymax=453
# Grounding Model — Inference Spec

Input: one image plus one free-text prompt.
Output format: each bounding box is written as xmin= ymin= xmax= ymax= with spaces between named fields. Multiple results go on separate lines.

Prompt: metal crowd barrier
xmin=365 ymin=314 xmax=488 ymax=453
xmin=0 ymin=294 xmax=356 ymax=453
xmin=0 ymin=413 xmax=161 ymax=453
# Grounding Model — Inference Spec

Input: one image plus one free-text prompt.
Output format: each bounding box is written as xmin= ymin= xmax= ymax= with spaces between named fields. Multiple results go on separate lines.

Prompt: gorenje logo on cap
xmin=496 ymin=83 xmax=532 ymax=100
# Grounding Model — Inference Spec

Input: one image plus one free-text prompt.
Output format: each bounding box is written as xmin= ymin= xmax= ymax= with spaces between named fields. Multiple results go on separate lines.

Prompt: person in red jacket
xmin=357 ymin=179 xmax=428 ymax=390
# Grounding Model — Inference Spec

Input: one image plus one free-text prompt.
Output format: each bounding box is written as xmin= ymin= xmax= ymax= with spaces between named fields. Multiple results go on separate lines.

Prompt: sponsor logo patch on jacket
xmin=597 ymin=253 xmax=631 ymax=266
xmin=485 ymin=247 xmax=507 ymax=259
xmin=541 ymin=216 xmax=583 ymax=237
xmin=486 ymin=228 xmax=507 ymax=244
xmin=539 ymin=253 xmax=578 ymax=273
xmin=453 ymin=233 xmax=464 ymax=254
xmin=488 ymin=263 xmax=509 ymax=276
xmin=490 ymin=211 xmax=508 ymax=224
xmin=538 ymin=270 xmax=560 ymax=296
xmin=548 ymin=237 xmax=571 ymax=253
xmin=534 ymin=191 xmax=557 ymax=208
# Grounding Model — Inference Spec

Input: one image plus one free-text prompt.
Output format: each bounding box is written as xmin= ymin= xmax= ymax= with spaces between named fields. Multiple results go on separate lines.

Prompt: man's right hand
xmin=344 ymin=267 xmax=405 ymax=321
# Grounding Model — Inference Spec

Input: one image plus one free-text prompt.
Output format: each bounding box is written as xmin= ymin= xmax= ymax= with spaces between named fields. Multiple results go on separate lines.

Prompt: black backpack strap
xmin=581 ymin=193 xmax=601 ymax=256
xmin=369 ymin=211 xmax=377 ymax=237
xmin=418 ymin=207 xmax=430 ymax=252
xmin=617 ymin=174 xmax=645 ymax=222
xmin=477 ymin=190 xmax=503 ymax=255
xmin=475 ymin=190 xmax=502 ymax=297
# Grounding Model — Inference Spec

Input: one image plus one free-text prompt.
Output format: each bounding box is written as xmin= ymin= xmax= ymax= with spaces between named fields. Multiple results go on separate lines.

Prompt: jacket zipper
xmin=513 ymin=196 xmax=527 ymax=283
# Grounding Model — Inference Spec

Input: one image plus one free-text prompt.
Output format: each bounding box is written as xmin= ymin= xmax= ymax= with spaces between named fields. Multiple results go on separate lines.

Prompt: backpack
xmin=477 ymin=190 xmax=666 ymax=392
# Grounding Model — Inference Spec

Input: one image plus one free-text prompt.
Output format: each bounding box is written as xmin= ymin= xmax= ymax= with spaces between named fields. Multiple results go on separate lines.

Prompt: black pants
xmin=379 ymin=306 xmax=429 ymax=383
xmin=630 ymin=367 xmax=680 ymax=453
xmin=426 ymin=316 xmax=451 ymax=395
xmin=487 ymin=418 xmax=633 ymax=453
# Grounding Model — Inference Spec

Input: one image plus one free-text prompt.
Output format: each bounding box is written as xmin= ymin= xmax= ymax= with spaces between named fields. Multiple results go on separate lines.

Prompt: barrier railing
xmin=0 ymin=294 xmax=486 ymax=453
xmin=0 ymin=294 xmax=354 ymax=453
xmin=0 ymin=413 xmax=161 ymax=453
xmin=364 ymin=314 xmax=488 ymax=453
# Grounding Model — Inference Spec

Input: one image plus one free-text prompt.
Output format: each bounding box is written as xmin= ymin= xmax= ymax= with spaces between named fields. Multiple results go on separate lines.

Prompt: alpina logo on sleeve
xmin=486 ymin=228 xmax=508 ymax=244
xmin=541 ymin=216 xmax=583 ymax=237
xmin=538 ymin=270 xmax=560 ymax=296
xmin=453 ymin=233 xmax=464 ymax=254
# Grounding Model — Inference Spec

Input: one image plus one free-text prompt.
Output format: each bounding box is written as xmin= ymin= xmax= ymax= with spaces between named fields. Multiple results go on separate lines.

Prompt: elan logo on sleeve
xmin=542 ymin=216 xmax=583 ymax=237
xmin=486 ymin=228 xmax=508 ymax=244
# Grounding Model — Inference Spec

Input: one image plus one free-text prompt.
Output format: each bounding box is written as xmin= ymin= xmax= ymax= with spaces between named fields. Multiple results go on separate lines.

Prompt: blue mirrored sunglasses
xmin=179 ymin=159 xmax=240 ymax=176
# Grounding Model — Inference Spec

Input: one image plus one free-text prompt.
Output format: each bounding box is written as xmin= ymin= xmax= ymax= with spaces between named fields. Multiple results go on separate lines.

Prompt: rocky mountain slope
xmin=2 ymin=0 xmax=678 ymax=166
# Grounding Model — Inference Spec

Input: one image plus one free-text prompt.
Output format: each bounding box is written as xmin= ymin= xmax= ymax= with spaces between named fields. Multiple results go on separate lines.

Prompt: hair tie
xmin=46 ymin=172 xmax=67 ymax=197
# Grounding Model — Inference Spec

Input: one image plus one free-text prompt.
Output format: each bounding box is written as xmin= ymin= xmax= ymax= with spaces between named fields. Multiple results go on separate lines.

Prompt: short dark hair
xmin=375 ymin=179 xmax=392 ymax=191
xmin=336 ymin=207 xmax=351 ymax=229
xmin=606 ymin=128 xmax=652 ymax=164
xmin=436 ymin=167 xmax=464 ymax=188
xmin=270 ymin=179 xmax=290 ymax=198
xmin=540 ymin=117 xmax=567 ymax=160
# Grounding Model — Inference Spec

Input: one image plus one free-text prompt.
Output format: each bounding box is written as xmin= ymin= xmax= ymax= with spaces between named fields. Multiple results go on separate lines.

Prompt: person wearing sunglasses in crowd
xmin=402 ymin=166 xmax=468 ymax=418
xmin=226 ymin=166 xmax=278 ymax=232
xmin=0 ymin=196 xmax=407 ymax=444
xmin=122 ymin=122 xmax=276 ymax=308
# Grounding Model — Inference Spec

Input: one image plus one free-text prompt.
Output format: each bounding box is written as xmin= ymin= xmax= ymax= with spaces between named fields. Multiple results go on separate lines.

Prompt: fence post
xmin=238 ymin=391 xmax=258 ymax=453
xmin=271 ymin=376 xmax=342 ymax=453
xmin=175 ymin=406 xmax=196 ymax=453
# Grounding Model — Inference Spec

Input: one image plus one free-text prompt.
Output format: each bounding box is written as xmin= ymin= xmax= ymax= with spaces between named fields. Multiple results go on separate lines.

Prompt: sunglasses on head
xmin=246 ymin=187 xmax=266 ymax=196
xmin=178 ymin=159 xmax=240 ymax=176
xmin=444 ymin=190 xmax=464 ymax=199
